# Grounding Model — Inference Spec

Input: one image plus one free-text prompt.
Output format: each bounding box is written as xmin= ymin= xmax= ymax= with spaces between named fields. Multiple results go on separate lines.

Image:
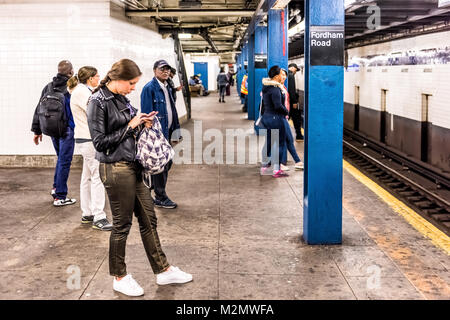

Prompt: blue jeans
xmin=261 ymin=114 xmax=286 ymax=171
xmin=283 ymin=118 xmax=301 ymax=164
xmin=51 ymin=127 xmax=75 ymax=200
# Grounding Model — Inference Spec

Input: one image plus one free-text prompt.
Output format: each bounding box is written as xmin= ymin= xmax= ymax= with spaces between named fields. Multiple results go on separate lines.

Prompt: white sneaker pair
xmin=113 ymin=266 xmax=193 ymax=297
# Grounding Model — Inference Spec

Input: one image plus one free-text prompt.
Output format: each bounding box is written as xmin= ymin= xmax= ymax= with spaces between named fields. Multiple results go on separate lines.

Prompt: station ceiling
xmin=123 ymin=0 xmax=450 ymax=62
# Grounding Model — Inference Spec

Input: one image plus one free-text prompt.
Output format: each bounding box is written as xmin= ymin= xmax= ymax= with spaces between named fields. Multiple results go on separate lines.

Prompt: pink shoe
xmin=272 ymin=170 xmax=289 ymax=178
xmin=260 ymin=166 xmax=271 ymax=175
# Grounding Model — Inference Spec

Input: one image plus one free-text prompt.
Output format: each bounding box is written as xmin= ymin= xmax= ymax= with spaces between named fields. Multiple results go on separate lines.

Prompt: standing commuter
xmin=241 ymin=72 xmax=248 ymax=112
xmin=279 ymin=69 xmax=303 ymax=171
xmin=31 ymin=60 xmax=77 ymax=206
xmin=260 ymin=65 xmax=289 ymax=178
xmin=69 ymin=66 xmax=112 ymax=231
xmin=226 ymin=70 xmax=234 ymax=96
xmin=87 ymin=59 xmax=192 ymax=297
xmin=141 ymin=60 xmax=181 ymax=209
xmin=217 ymin=67 xmax=228 ymax=103
xmin=167 ymin=67 xmax=182 ymax=103
xmin=288 ymin=63 xmax=304 ymax=141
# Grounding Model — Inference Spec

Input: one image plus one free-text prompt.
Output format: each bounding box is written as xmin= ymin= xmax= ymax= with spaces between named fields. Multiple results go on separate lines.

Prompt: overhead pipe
xmin=126 ymin=9 xmax=255 ymax=17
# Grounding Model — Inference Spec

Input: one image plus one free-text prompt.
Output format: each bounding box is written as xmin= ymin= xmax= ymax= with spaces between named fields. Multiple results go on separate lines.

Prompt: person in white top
xmin=68 ymin=66 xmax=112 ymax=231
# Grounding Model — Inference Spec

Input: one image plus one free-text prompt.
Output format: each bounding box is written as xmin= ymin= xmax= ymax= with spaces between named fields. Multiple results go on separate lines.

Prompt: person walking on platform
xmin=217 ymin=67 xmax=228 ymax=103
xmin=31 ymin=60 xmax=77 ymax=206
xmin=141 ymin=60 xmax=181 ymax=209
xmin=68 ymin=66 xmax=112 ymax=231
xmin=87 ymin=59 xmax=192 ymax=297
xmin=288 ymin=63 xmax=303 ymax=141
xmin=260 ymin=65 xmax=289 ymax=178
xmin=241 ymin=72 xmax=248 ymax=112
xmin=279 ymin=69 xmax=304 ymax=171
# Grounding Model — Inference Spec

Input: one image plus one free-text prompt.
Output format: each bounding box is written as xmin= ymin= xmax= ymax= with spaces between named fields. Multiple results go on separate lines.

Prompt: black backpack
xmin=37 ymin=83 xmax=67 ymax=138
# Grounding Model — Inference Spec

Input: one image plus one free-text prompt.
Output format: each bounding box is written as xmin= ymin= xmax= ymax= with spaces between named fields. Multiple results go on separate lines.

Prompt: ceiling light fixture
xmin=178 ymin=33 xmax=193 ymax=39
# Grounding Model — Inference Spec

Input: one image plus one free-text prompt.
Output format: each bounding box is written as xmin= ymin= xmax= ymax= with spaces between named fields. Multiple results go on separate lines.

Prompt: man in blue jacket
xmin=141 ymin=60 xmax=180 ymax=209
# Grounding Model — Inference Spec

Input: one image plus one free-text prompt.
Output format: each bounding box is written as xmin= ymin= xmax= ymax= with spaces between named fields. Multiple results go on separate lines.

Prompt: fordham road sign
xmin=310 ymin=25 xmax=345 ymax=66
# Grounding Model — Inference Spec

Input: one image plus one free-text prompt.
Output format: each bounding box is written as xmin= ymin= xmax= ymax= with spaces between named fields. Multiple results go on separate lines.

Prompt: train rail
xmin=343 ymin=128 xmax=450 ymax=236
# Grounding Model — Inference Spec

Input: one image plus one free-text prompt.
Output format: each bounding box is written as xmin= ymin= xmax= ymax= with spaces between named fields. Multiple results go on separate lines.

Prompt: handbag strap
xmin=258 ymin=92 xmax=263 ymax=114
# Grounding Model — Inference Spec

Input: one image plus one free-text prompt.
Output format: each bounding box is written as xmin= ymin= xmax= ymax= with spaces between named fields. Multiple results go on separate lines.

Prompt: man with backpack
xmin=31 ymin=60 xmax=77 ymax=207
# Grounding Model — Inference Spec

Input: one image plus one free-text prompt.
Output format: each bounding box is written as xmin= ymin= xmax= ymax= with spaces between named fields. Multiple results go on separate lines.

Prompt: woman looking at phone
xmin=87 ymin=59 xmax=192 ymax=297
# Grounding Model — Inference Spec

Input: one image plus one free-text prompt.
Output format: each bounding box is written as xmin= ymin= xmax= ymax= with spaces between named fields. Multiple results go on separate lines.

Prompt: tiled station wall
xmin=0 ymin=1 xmax=186 ymax=156
xmin=344 ymin=31 xmax=450 ymax=128
xmin=289 ymin=31 xmax=450 ymax=171
xmin=290 ymin=31 xmax=450 ymax=128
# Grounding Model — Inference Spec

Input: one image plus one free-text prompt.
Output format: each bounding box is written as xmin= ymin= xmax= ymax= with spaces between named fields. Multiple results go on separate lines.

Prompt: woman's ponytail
xmin=92 ymin=74 xmax=110 ymax=93
xmin=67 ymin=74 xmax=79 ymax=91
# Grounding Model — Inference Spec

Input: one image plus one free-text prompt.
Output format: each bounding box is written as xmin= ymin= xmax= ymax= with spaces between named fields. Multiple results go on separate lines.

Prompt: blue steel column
xmin=253 ymin=25 xmax=268 ymax=132
xmin=303 ymin=0 xmax=344 ymax=244
xmin=236 ymin=53 xmax=242 ymax=96
xmin=267 ymin=7 xmax=288 ymax=73
xmin=240 ymin=44 xmax=249 ymax=104
xmin=247 ymin=34 xmax=256 ymax=120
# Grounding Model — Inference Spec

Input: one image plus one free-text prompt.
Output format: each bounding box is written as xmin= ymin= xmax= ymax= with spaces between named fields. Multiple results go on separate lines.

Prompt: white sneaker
xmin=113 ymin=274 xmax=144 ymax=296
xmin=295 ymin=162 xmax=304 ymax=170
xmin=53 ymin=198 xmax=77 ymax=206
xmin=280 ymin=164 xmax=290 ymax=171
xmin=156 ymin=266 xmax=193 ymax=285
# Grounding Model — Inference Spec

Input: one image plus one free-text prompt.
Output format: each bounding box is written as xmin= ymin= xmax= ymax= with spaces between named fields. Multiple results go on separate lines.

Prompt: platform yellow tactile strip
xmin=343 ymin=160 xmax=450 ymax=255
xmin=343 ymin=160 xmax=450 ymax=299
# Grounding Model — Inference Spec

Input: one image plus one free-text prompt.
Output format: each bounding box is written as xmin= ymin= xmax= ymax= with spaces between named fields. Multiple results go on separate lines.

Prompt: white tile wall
xmin=289 ymin=32 xmax=450 ymax=129
xmin=108 ymin=17 xmax=187 ymax=120
xmin=0 ymin=1 xmax=186 ymax=155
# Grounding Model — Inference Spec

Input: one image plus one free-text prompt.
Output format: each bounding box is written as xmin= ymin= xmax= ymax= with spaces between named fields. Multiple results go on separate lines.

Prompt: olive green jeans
xmin=100 ymin=161 xmax=169 ymax=277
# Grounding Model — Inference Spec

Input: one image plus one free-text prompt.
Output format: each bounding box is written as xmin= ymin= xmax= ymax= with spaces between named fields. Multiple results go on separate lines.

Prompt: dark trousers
xmin=242 ymin=94 xmax=248 ymax=112
xmin=100 ymin=161 xmax=170 ymax=277
xmin=219 ymin=85 xmax=226 ymax=100
xmin=51 ymin=126 xmax=75 ymax=199
xmin=151 ymin=159 xmax=173 ymax=201
xmin=290 ymin=107 xmax=304 ymax=139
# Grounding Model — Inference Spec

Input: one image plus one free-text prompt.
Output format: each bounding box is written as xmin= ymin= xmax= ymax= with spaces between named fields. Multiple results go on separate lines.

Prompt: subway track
xmin=343 ymin=128 xmax=450 ymax=236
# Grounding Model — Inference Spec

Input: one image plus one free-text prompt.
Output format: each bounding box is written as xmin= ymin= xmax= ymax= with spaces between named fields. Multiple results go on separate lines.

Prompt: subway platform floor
xmin=0 ymin=94 xmax=449 ymax=300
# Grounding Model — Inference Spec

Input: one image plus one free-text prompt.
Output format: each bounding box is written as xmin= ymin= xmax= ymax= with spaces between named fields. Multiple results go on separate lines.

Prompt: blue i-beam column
xmin=240 ymin=44 xmax=249 ymax=104
xmin=267 ymin=6 xmax=288 ymax=74
xmin=303 ymin=0 xmax=344 ymax=244
xmin=253 ymin=25 xmax=268 ymax=133
xmin=248 ymin=34 xmax=256 ymax=120
xmin=236 ymin=53 xmax=242 ymax=97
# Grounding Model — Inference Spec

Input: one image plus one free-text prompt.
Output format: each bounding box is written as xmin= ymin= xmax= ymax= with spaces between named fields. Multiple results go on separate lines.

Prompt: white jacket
xmin=70 ymin=84 xmax=93 ymax=140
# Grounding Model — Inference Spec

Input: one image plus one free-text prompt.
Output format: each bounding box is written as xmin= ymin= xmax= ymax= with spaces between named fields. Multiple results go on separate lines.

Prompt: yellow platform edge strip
xmin=343 ymin=160 xmax=450 ymax=255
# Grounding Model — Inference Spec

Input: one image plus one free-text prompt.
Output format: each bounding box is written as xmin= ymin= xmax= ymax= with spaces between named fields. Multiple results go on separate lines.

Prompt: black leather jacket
xmin=87 ymin=86 xmax=139 ymax=163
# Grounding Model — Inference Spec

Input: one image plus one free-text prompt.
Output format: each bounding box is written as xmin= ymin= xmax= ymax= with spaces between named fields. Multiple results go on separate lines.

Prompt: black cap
xmin=153 ymin=59 xmax=171 ymax=69
xmin=288 ymin=63 xmax=300 ymax=71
